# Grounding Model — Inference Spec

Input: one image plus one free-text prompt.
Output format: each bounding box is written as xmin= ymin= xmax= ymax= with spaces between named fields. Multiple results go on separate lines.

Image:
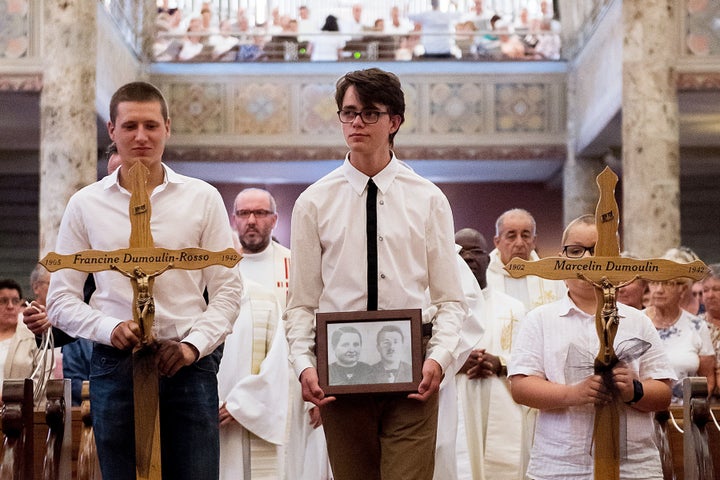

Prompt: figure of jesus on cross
xmin=505 ymin=167 xmax=707 ymax=480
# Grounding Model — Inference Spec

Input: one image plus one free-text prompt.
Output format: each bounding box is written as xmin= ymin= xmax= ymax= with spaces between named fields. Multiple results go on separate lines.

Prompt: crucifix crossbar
xmin=504 ymin=167 xmax=707 ymax=480
xmin=39 ymin=163 xmax=241 ymax=480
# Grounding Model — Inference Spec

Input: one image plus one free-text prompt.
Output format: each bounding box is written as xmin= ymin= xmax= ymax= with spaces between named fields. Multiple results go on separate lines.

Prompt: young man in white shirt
xmin=285 ymin=68 xmax=465 ymax=480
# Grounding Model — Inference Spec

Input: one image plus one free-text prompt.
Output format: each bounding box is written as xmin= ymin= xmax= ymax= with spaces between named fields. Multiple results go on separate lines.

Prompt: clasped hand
xmin=572 ymin=362 xmax=636 ymax=406
xmin=110 ymin=320 xmax=199 ymax=377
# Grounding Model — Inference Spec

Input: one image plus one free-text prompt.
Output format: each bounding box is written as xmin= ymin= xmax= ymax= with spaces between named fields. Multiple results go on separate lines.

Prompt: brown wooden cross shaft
xmin=39 ymin=163 xmax=241 ymax=480
xmin=504 ymin=167 xmax=707 ymax=480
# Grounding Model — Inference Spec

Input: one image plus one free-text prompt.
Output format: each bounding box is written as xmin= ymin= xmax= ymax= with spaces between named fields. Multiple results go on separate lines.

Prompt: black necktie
xmin=366 ymin=178 xmax=378 ymax=311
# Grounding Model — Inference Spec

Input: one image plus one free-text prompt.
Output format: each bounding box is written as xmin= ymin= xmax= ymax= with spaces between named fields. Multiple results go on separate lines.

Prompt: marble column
xmin=39 ymin=2 xmax=97 ymax=256
xmin=622 ymin=0 xmax=680 ymax=258
xmin=562 ymin=57 xmax=606 ymax=227
xmin=563 ymin=155 xmax=606 ymax=225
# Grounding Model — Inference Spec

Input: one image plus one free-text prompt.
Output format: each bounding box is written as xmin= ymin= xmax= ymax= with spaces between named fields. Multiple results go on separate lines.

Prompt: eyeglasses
xmin=0 ymin=297 xmax=22 ymax=307
xmin=337 ymin=109 xmax=390 ymax=124
xmin=235 ymin=209 xmax=275 ymax=219
xmin=562 ymin=245 xmax=595 ymax=258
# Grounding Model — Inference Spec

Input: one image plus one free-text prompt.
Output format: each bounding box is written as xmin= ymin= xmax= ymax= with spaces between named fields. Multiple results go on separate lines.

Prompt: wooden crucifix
xmin=504 ymin=167 xmax=708 ymax=480
xmin=39 ymin=163 xmax=241 ymax=480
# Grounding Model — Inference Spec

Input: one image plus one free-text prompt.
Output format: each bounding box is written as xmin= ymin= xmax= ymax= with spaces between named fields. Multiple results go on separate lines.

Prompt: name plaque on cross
xmin=504 ymin=167 xmax=707 ymax=480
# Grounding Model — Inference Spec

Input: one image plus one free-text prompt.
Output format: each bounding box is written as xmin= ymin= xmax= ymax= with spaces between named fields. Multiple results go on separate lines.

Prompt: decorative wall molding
xmin=0 ymin=72 xmax=41 ymax=92
xmin=163 ymin=144 xmax=566 ymax=163
xmin=677 ymin=72 xmax=720 ymax=91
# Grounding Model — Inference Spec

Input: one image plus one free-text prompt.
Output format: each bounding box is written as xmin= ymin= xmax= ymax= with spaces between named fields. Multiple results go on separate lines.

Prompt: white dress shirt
xmin=46 ymin=164 xmax=243 ymax=359
xmin=509 ymin=295 xmax=676 ymax=479
xmin=284 ymin=155 xmax=466 ymax=377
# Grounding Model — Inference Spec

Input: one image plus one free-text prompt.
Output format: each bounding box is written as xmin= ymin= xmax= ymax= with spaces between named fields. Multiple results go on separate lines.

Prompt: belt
xmin=422 ymin=322 xmax=432 ymax=339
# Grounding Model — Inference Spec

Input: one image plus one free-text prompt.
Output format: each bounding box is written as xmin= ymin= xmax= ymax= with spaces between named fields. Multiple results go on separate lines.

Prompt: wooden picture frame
xmin=316 ymin=309 xmax=423 ymax=395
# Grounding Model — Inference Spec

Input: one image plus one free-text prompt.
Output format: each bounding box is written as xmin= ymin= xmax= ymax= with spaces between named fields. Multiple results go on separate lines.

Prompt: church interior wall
xmin=215 ymin=180 xmax=564 ymax=257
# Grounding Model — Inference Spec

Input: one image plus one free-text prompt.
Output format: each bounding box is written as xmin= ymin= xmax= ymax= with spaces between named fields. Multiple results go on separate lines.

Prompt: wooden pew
xmin=0 ymin=379 xmax=34 ymax=479
xmin=683 ymin=378 xmax=714 ymax=479
xmin=76 ymin=381 xmax=101 ymax=480
xmin=35 ymin=379 xmax=72 ymax=479
xmin=656 ymin=377 xmax=720 ymax=480
xmin=2 ymin=378 xmax=99 ymax=479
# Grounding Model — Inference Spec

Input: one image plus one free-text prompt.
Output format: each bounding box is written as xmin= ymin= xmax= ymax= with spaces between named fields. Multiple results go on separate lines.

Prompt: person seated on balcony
xmin=310 ymin=15 xmax=346 ymax=62
xmin=472 ymin=14 xmax=502 ymax=59
xmin=236 ymin=27 xmax=266 ymax=62
xmin=383 ymin=6 xmax=414 ymax=61
xmin=386 ymin=5 xmax=414 ymax=35
xmin=513 ymin=7 xmax=531 ymax=35
xmin=229 ymin=9 xmax=252 ymax=43
xmin=153 ymin=7 xmax=186 ymax=61
xmin=408 ymin=0 xmax=463 ymax=59
xmin=208 ymin=19 xmax=240 ymax=61
xmin=297 ymin=5 xmax=317 ymax=43
xmin=532 ymin=18 xmax=561 ymax=60
xmin=464 ymin=0 xmax=493 ymax=31
xmin=199 ymin=1 xmax=218 ymax=35
xmin=342 ymin=3 xmax=368 ymax=37
xmin=178 ymin=16 xmax=207 ymax=61
xmin=455 ymin=20 xmax=478 ymax=59
xmin=496 ymin=20 xmax=526 ymax=59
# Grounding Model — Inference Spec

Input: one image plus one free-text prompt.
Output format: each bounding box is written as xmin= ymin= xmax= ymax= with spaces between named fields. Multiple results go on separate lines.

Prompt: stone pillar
xmin=563 ymin=155 xmax=606 ymax=225
xmin=39 ymin=2 xmax=97 ymax=256
xmin=622 ymin=0 xmax=680 ymax=258
xmin=563 ymin=58 xmax=606 ymax=227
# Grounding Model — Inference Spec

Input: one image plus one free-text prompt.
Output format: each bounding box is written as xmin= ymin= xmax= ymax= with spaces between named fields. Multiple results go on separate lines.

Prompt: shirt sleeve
xmin=508 ymin=308 xmax=546 ymax=378
xmin=284 ymin=196 xmax=324 ymax=377
xmin=47 ymin=194 xmax=127 ymax=344
xmin=424 ymin=193 xmax=466 ymax=372
xmin=182 ymin=190 xmax=244 ymax=358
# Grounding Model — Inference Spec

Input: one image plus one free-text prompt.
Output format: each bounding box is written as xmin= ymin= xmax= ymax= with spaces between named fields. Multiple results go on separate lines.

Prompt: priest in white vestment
xmin=218 ymin=280 xmax=289 ymax=480
xmin=485 ymin=209 xmax=566 ymax=312
xmin=432 ymin=249 xmax=485 ymax=480
xmin=232 ymin=187 xmax=331 ymax=480
xmin=454 ymin=228 xmax=527 ymax=479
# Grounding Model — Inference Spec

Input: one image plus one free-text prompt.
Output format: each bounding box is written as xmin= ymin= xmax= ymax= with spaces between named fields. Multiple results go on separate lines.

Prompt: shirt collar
xmin=341 ymin=152 xmax=399 ymax=195
xmin=101 ymin=163 xmax=184 ymax=193
xmin=557 ymin=292 xmax=593 ymax=318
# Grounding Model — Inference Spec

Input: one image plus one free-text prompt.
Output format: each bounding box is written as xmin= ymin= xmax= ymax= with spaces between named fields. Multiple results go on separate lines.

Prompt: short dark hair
xmin=109 ymin=82 xmax=169 ymax=124
xmin=105 ymin=142 xmax=117 ymax=161
xmin=0 ymin=278 xmax=22 ymax=299
xmin=335 ymin=68 xmax=405 ymax=146
xmin=331 ymin=326 xmax=363 ymax=349
xmin=376 ymin=325 xmax=404 ymax=344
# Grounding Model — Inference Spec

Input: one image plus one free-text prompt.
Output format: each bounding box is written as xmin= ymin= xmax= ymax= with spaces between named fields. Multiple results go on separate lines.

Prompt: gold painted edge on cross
xmin=504 ymin=256 xmax=708 ymax=284
xmin=39 ymin=247 xmax=240 ymax=273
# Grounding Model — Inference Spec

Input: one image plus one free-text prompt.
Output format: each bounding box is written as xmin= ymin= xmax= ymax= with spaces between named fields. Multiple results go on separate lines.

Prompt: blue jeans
xmin=90 ymin=343 xmax=223 ymax=480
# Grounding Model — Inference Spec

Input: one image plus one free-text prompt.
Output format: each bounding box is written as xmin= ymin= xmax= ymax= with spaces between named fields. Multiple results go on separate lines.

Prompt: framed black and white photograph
xmin=316 ymin=309 xmax=423 ymax=395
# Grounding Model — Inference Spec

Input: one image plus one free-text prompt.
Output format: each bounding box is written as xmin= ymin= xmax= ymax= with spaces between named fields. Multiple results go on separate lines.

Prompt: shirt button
xmin=379 ymin=236 xmax=384 ymax=241
xmin=379 ymin=200 xmax=385 ymax=205
xmin=380 ymin=274 xmax=386 ymax=279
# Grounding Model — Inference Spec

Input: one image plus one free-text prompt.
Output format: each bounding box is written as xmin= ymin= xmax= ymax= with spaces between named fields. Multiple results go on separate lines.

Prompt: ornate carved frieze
xmin=677 ymin=72 xmax=720 ymax=91
xmin=163 ymin=144 xmax=565 ymax=163
xmin=0 ymin=73 xmax=41 ymax=91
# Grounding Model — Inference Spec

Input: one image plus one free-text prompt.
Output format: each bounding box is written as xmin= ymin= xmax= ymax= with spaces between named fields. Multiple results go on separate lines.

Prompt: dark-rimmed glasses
xmin=235 ymin=209 xmax=275 ymax=219
xmin=337 ymin=110 xmax=390 ymax=124
xmin=562 ymin=245 xmax=595 ymax=258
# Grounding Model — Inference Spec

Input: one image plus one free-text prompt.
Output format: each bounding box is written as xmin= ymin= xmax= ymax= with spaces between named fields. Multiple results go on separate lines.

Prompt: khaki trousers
xmin=321 ymin=392 xmax=439 ymax=480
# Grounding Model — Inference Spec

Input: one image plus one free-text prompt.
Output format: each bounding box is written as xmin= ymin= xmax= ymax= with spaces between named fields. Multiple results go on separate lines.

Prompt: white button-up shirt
xmin=47 ymin=164 xmax=243 ymax=358
xmin=285 ymin=155 xmax=466 ymax=376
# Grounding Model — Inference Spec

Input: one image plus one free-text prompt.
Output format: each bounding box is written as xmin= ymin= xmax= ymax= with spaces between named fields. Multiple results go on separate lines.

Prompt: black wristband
xmin=625 ymin=379 xmax=644 ymax=405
